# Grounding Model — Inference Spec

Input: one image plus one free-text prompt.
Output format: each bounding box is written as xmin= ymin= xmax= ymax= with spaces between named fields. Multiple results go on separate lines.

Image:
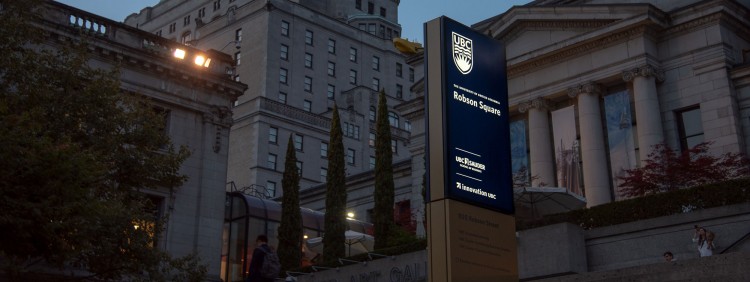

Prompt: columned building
xmin=472 ymin=0 xmax=750 ymax=207
xmin=44 ymin=2 xmax=246 ymax=280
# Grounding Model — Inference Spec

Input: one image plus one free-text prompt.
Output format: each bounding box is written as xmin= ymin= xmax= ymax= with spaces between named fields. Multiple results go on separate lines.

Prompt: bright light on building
xmin=303 ymin=234 xmax=308 ymax=239
xmin=194 ymin=55 xmax=212 ymax=68
xmin=346 ymin=212 xmax=355 ymax=219
xmin=173 ymin=48 xmax=186 ymax=59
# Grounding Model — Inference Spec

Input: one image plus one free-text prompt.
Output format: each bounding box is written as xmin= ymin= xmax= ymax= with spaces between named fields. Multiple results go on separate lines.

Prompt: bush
xmin=517 ymin=178 xmax=750 ymax=230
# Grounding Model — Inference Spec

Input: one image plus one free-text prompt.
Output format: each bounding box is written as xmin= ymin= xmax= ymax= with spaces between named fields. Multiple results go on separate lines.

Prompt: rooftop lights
xmin=194 ymin=55 xmax=211 ymax=68
xmin=173 ymin=48 xmax=186 ymax=59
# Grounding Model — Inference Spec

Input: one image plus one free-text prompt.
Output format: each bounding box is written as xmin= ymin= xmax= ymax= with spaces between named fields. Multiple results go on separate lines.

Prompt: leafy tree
xmin=0 ymin=1 xmax=201 ymax=280
xmin=373 ymin=90 xmax=396 ymax=249
xmin=322 ymin=104 xmax=347 ymax=261
xmin=618 ymin=142 xmax=749 ymax=197
xmin=277 ymin=136 xmax=302 ymax=274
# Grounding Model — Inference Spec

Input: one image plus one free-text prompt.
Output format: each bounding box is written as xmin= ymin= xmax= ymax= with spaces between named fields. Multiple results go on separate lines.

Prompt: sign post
xmin=424 ymin=16 xmax=517 ymax=281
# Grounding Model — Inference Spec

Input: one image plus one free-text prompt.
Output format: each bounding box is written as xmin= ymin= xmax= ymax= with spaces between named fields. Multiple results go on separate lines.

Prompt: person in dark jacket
xmin=246 ymin=235 xmax=274 ymax=282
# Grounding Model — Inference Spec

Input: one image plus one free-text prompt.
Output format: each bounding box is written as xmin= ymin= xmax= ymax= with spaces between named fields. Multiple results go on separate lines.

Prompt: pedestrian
xmin=247 ymin=235 xmax=275 ymax=282
xmin=692 ymin=226 xmax=715 ymax=257
xmin=663 ymin=251 xmax=675 ymax=262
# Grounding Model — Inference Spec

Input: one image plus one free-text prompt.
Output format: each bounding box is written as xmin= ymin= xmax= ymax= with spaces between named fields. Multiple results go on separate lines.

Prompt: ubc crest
xmin=452 ymin=32 xmax=473 ymax=75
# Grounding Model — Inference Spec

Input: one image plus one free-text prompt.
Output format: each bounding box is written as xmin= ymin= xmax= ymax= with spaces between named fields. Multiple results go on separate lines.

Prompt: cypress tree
xmin=374 ymin=90 xmax=396 ymax=250
xmin=323 ymin=104 xmax=347 ymax=261
xmin=277 ymin=136 xmax=302 ymax=274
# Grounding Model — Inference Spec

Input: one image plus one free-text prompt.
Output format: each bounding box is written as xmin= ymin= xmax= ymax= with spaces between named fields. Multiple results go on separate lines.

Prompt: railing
xmin=259 ymin=98 xmax=331 ymax=129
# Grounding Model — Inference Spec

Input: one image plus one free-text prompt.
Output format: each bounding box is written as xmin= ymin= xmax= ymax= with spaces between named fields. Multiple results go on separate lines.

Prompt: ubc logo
xmin=452 ymin=32 xmax=473 ymax=75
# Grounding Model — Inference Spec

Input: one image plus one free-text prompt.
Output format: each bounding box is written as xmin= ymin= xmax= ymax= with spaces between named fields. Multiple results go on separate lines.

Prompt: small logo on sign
xmin=452 ymin=32 xmax=473 ymax=74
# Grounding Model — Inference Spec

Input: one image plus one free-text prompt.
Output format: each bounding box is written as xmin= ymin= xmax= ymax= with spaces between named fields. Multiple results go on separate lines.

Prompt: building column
xmin=568 ymin=83 xmax=611 ymax=207
xmin=623 ymin=65 xmax=665 ymax=163
xmin=519 ymin=98 xmax=555 ymax=187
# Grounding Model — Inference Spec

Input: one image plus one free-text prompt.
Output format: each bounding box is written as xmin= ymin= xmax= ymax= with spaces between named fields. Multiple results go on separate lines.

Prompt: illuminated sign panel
xmin=426 ymin=17 xmax=513 ymax=214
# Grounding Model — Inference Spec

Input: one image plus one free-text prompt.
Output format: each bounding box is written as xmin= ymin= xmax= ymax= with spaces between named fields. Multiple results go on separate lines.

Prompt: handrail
xmin=720 ymin=230 xmax=750 ymax=254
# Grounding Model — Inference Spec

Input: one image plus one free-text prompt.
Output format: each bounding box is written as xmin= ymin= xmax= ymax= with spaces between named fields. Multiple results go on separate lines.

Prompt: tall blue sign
xmin=426 ymin=17 xmax=513 ymax=214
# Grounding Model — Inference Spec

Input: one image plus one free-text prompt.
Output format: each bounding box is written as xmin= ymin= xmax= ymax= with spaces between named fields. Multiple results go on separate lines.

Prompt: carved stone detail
xmin=518 ymin=97 xmax=550 ymax=113
xmin=622 ymin=64 xmax=665 ymax=82
xmin=568 ymin=82 xmax=602 ymax=98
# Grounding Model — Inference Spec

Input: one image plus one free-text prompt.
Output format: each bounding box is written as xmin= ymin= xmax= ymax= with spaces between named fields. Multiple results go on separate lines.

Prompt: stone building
xmin=125 ymin=0 xmax=417 ymax=201
xmin=471 ymin=0 xmax=750 ymax=207
xmin=43 ymin=2 xmax=246 ymax=280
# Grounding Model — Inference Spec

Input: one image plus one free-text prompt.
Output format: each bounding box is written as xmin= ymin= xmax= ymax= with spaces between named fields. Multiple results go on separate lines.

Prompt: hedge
xmin=516 ymin=178 xmax=750 ymax=230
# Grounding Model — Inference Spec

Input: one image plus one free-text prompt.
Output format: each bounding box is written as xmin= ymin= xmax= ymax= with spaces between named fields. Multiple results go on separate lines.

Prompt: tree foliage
xmin=617 ymin=142 xmax=750 ymax=197
xmin=277 ymin=136 xmax=302 ymax=274
xmin=322 ymin=104 xmax=347 ymax=262
xmin=373 ymin=90 xmax=396 ymax=250
xmin=0 ymin=1 xmax=201 ymax=280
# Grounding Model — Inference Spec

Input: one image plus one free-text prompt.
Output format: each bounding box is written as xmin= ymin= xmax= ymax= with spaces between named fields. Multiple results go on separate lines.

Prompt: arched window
xmin=388 ymin=112 xmax=399 ymax=128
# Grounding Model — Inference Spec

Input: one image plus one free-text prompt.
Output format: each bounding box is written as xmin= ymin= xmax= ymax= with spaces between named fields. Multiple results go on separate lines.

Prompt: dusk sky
xmin=55 ymin=0 xmax=529 ymax=43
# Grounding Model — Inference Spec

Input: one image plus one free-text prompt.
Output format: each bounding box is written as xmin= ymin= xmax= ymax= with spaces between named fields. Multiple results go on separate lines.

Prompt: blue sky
xmin=56 ymin=0 xmax=528 ymax=42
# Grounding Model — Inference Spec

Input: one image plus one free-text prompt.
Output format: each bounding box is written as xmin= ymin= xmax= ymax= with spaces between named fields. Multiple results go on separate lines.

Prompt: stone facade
xmin=45 ymin=2 xmax=246 ymax=280
xmin=125 ymin=0 xmax=416 ymax=201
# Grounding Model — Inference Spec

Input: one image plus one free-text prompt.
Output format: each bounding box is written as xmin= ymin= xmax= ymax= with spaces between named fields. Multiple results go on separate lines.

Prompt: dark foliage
xmin=277 ymin=136 xmax=303 ymax=275
xmin=322 ymin=105 xmax=347 ymax=262
xmin=373 ymin=90 xmax=396 ymax=249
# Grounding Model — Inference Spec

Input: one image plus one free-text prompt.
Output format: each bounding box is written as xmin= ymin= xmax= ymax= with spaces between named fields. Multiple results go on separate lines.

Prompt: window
xmin=213 ymin=0 xmax=221 ymax=11
xmin=234 ymin=52 xmax=241 ymax=66
xmin=304 ymin=76 xmax=312 ymax=92
xmin=266 ymin=181 xmax=276 ymax=197
xmin=369 ymin=132 xmax=375 ymax=147
xmin=367 ymin=1 xmax=374 ymax=14
xmin=180 ymin=32 xmax=192 ymax=44
xmin=303 ymin=100 xmax=312 ymax=112
xmin=294 ymin=134 xmax=303 ymax=151
xmin=369 ymin=106 xmax=376 ymax=121
xmin=355 ymin=0 xmax=362 ymax=10
xmin=349 ymin=47 xmax=358 ymax=62
xmin=328 ymin=39 xmax=336 ymax=54
xmin=281 ymin=20 xmax=289 ymax=36
xmin=235 ymin=28 xmax=242 ymax=42
xmin=347 ymin=149 xmax=355 ymax=165
xmin=404 ymin=120 xmax=411 ymax=132
xmin=304 ymin=53 xmax=313 ymax=68
xmin=320 ymin=142 xmax=328 ymax=158
xmin=349 ymin=70 xmax=357 ymax=85
xmin=388 ymin=111 xmax=399 ymax=128
xmin=155 ymin=30 xmax=162 ymax=37
xmin=409 ymin=67 xmax=414 ymax=82
xmin=391 ymin=139 xmax=398 ymax=154
xmin=327 ymin=84 xmax=335 ymax=100
xmin=296 ymin=161 xmax=303 ymax=175
xmin=183 ymin=15 xmax=191 ymax=26
xmin=396 ymin=63 xmax=403 ymax=77
xmin=387 ymin=28 xmax=393 ymax=40
xmin=380 ymin=7 xmax=386 ymax=17
xmin=198 ymin=7 xmax=206 ymax=18
xmin=279 ymin=92 xmax=287 ymax=104
xmin=379 ymin=25 xmax=385 ymax=38
xmin=368 ymin=24 xmax=376 ymax=34
xmin=359 ymin=23 xmax=366 ymax=31
xmin=279 ymin=68 xmax=288 ymax=84
xmin=320 ymin=167 xmax=327 ymax=182
xmin=372 ymin=77 xmax=380 ymax=91
xmin=269 ymin=127 xmax=278 ymax=144
xmin=168 ymin=22 xmax=176 ymax=33
xmin=344 ymin=122 xmax=360 ymax=140
xmin=327 ymin=61 xmax=335 ymax=76
xmin=396 ymin=84 xmax=403 ymax=98
xmin=369 ymin=156 xmax=376 ymax=169
xmin=280 ymin=44 xmax=288 ymax=60
xmin=268 ymin=154 xmax=277 ymax=170
xmin=305 ymin=30 xmax=314 ymax=45
xmin=372 ymin=56 xmax=380 ymax=71
xmin=677 ymin=107 xmax=704 ymax=151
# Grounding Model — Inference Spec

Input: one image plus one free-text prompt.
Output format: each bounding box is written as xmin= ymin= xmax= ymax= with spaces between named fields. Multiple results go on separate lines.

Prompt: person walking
xmin=692 ymin=226 xmax=715 ymax=257
xmin=247 ymin=235 xmax=276 ymax=282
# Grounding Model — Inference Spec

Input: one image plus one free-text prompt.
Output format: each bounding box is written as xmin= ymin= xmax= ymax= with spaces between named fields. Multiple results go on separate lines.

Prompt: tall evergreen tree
xmin=374 ymin=90 xmax=396 ymax=250
xmin=277 ymin=136 xmax=303 ymax=274
xmin=323 ymin=104 xmax=347 ymax=261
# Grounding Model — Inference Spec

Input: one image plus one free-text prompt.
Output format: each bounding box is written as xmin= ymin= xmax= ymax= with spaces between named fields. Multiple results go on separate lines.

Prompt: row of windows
xmin=158 ymin=0 xmax=226 ymax=35
xmin=355 ymin=0 xmax=387 ymax=17
xmin=358 ymin=23 xmax=399 ymax=40
xmin=278 ymin=67 xmax=408 ymax=99
xmin=280 ymin=43 xmax=411 ymax=80
xmin=266 ymin=148 xmax=391 ymax=179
